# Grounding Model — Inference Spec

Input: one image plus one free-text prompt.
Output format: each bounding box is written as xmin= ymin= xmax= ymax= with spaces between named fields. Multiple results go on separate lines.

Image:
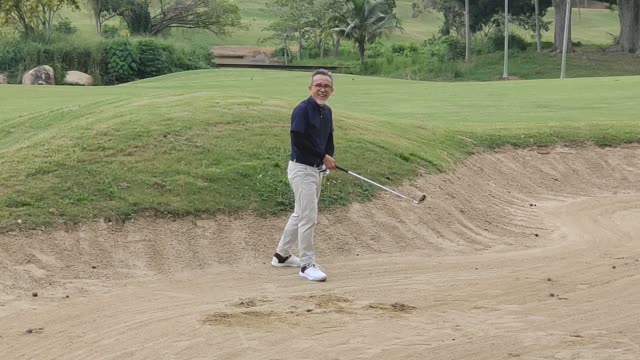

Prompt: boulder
xmin=0 ymin=73 xmax=8 ymax=84
xmin=63 ymin=71 xmax=95 ymax=86
xmin=22 ymin=65 xmax=55 ymax=85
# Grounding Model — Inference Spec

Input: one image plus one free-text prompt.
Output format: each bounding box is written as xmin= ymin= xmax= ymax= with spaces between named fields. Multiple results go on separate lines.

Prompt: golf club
xmin=336 ymin=166 xmax=426 ymax=204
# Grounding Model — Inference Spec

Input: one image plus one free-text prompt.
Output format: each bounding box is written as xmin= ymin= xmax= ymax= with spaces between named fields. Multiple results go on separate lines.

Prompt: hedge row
xmin=0 ymin=36 xmax=213 ymax=85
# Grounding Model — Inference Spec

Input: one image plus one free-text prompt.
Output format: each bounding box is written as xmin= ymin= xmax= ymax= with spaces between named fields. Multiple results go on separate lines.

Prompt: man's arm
xmin=325 ymin=132 xmax=334 ymax=157
xmin=323 ymin=109 xmax=336 ymax=169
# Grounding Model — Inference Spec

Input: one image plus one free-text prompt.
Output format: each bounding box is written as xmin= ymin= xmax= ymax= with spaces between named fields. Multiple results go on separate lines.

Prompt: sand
xmin=1 ymin=145 xmax=639 ymax=359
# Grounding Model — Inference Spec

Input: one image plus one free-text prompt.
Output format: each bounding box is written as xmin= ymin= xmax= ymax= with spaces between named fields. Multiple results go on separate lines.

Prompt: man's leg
xmin=297 ymin=168 xmax=327 ymax=281
xmin=273 ymin=162 xmax=304 ymax=267
xmin=276 ymin=212 xmax=298 ymax=257
xmin=297 ymin=167 xmax=321 ymax=266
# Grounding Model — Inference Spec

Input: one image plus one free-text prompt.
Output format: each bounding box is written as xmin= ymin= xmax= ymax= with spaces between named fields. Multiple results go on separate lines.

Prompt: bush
xmin=172 ymin=45 xmax=213 ymax=70
xmin=0 ymin=36 xmax=22 ymax=81
xmin=1 ymin=34 xmax=211 ymax=85
xmin=53 ymin=18 xmax=78 ymax=35
xmin=306 ymin=48 xmax=321 ymax=59
xmin=12 ymin=40 xmax=102 ymax=84
xmin=15 ymin=42 xmax=62 ymax=83
xmin=366 ymin=41 xmax=385 ymax=58
xmin=476 ymin=29 xmax=529 ymax=54
xmin=102 ymin=24 xmax=120 ymax=39
xmin=134 ymin=40 xmax=212 ymax=79
xmin=357 ymin=54 xmax=465 ymax=81
xmin=105 ymin=38 xmax=139 ymax=84
xmin=52 ymin=41 xmax=101 ymax=75
xmin=136 ymin=39 xmax=171 ymax=78
xmin=390 ymin=42 xmax=420 ymax=56
xmin=274 ymin=46 xmax=289 ymax=57
xmin=423 ymin=35 xmax=465 ymax=62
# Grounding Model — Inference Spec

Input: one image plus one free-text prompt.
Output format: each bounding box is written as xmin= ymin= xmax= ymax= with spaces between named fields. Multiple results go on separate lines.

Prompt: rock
xmin=22 ymin=66 xmax=55 ymax=85
xmin=0 ymin=73 xmax=9 ymax=84
xmin=63 ymin=71 xmax=95 ymax=86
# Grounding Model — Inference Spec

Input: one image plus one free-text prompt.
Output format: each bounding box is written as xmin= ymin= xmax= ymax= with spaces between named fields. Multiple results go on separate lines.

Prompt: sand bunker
xmin=1 ymin=145 xmax=639 ymax=359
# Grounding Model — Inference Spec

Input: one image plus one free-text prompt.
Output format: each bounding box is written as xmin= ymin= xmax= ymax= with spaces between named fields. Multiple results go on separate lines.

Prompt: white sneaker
xmin=299 ymin=263 xmax=327 ymax=282
xmin=271 ymin=253 xmax=301 ymax=267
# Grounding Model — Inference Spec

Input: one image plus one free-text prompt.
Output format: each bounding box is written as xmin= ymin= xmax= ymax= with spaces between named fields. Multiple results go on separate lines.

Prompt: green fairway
xmin=1 ymin=69 xmax=639 ymax=231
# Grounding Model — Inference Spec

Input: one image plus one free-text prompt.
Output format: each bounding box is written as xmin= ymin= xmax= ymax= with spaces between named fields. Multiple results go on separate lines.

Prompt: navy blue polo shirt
xmin=290 ymin=97 xmax=334 ymax=168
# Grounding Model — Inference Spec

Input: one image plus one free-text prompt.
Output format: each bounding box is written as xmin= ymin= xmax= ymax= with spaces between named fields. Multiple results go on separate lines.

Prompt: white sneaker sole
xmin=298 ymin=272 xmax=327 ymax=282
xmin=271 ymin=259 xmax=301 ymax=268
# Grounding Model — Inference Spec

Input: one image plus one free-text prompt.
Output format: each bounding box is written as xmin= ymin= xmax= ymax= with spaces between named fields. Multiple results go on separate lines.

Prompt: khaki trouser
xmin=276 ymin=161 xmax=323 ymax=266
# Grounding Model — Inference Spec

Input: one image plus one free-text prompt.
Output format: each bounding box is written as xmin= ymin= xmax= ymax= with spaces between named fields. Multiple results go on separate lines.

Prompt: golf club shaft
xmin=336 ymin=166 xmax=415 ymax=202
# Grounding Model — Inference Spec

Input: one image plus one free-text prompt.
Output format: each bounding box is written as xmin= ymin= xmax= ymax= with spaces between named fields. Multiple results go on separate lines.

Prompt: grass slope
xmin=1 ymin=69 xmax=639 ymax=231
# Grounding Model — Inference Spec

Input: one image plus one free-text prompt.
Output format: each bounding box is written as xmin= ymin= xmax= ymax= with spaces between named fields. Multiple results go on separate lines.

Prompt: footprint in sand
xmin=202 ymin=310 xmax=283 ymax=327
xmin=363 ymin=302 xmax=417 ymax=313
xmin=230 ymin=297 xmax=273 ymax=308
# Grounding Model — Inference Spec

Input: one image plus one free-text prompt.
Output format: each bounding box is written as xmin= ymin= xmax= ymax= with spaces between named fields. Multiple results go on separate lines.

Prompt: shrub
xmin=1 ymin=34 xmax=210 ymax=85
xmin=0 ymin=36 xmax=22 ymax=80
xmin=102 ymin=24 xmax=120 ymax=39
xmin=390 ymin=42 xmax=420 ymax=56
xmin=136 ymin=39 xmax=171 ymax=78
xmin=366 ymin=41 xmax=385 ymax=58
xmin=105 ymin=38 xmax=139 ymax=84
xmin=53 ymin=18 xmax=78 ymax=35
xmin=172 ymin=45 xmax=213 ymax=70
xmin=423 ymin=35 xmax=465 ymax=62
xmin=476 ymin=29 xmax=529 ymax=54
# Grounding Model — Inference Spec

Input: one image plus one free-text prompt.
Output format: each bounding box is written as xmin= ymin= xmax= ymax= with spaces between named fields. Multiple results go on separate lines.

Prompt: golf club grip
xmin=336 ymin=166 xmax=348 ymax=173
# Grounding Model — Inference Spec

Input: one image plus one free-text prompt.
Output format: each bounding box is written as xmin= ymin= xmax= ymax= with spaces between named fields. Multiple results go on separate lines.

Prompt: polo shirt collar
xmin=308 ymin=96 xmax=324 ymax=109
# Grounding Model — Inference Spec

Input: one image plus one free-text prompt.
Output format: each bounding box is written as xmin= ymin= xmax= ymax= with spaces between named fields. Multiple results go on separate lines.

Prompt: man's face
xmin=309 ymin=74 xmax=334 ymax=106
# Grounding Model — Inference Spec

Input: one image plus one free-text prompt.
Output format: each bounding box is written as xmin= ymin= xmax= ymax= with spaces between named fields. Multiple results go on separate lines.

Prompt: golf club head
xmin=414 ymin=194 xmax=426 ymax=204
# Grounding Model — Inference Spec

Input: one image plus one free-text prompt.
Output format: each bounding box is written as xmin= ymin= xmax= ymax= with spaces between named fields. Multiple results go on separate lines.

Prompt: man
xmin=271 ymin=69 xmax=337 ymax=282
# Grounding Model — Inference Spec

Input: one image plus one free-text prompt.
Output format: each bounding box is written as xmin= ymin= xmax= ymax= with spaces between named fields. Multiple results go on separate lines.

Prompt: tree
xmin=262 ymin=18 xmax=294 ymax=64
xmin=616 ymin=0 xmax=640 ymax=53
xmin=119 ymin=0 xmax=150 ymax=34
xmin=552 ymin=0 xmax=572 ymax=52
xmin=604 ymin=0 xmax=640 ymax=53
xmin=113 ymin=0 xmax=242 ymax=36
xmin=0 ymin=0 xmax=36 ymax=36
xmin=378 ymin=0 xmax=397 ymax=14
xmin=86 ymin=0 xmax=120 ymax=35
xmin=263 ymin=0 xmax=314 ymax=60
xmin=151 ymin=0 xmax=241 ymax=35
xmin=418 ymin=0 xmax=457 ymax=36
xmin=410 ymin=0 xmax=428 ymax=17
xmin=333 ymin=0 xmax=403 ymax=64
xmin=431 ymin=0 xmax=551 ymax=37
xmin=87 ymin=0 xmax=104 ymax=35
xmin=0 ymin=0 xmax=79 ymax=38
xmin=307 ymin=0 xmax=347 ymax=58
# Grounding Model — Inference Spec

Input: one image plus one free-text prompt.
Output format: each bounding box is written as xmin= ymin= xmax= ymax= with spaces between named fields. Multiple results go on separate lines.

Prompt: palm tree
xmin=333 ymin=0 xmax=402 ymax=65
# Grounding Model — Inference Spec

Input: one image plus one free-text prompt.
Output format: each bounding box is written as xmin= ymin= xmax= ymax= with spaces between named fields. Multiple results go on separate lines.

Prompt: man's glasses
xmin=313 ymin=84 xmax=333 ymax=90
